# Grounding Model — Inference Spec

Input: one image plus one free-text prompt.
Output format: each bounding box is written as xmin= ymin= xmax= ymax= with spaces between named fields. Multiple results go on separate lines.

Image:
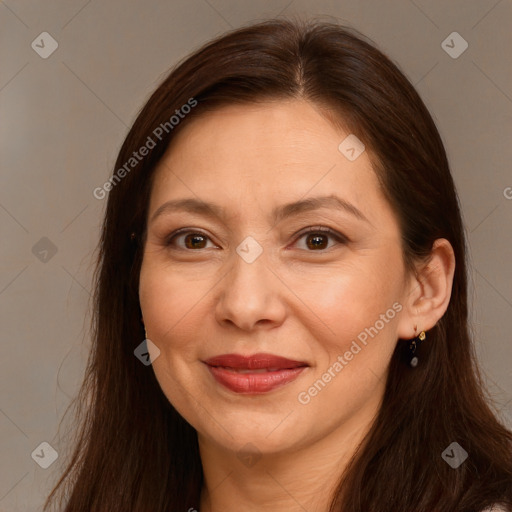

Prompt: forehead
xmin=157 ymin=99 xmax=363 ymax=174
xmin=149 ymin=100 xmax=389 ymax=225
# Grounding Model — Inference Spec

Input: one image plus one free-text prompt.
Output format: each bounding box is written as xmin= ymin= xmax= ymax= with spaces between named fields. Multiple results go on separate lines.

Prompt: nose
xmin=214 ymin=246 xmax=287 ymax=331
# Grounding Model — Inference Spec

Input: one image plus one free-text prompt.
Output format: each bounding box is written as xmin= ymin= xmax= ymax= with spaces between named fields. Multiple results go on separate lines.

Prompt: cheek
xmin=291 ymin=261 xmax=403 ymax=361
xmin=295 ymin=260 xmax=399 ymax=323
xmin=138 ymin=263 xmax=198 ymax=364
xmin=140 ymin=259 xmax=200 ymax=329
xmin=139 ymin=264 xmax=205 ymax=408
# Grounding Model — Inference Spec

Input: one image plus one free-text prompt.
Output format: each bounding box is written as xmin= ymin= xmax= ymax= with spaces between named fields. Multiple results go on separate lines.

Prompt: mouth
xmin=215 ymin=367 xmax=295 ymax=373
xmin=203 ymin=353 xmax=309 ymax=394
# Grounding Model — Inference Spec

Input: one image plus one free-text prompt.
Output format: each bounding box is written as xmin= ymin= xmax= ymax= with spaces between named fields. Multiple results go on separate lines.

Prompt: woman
xmin=45 ymin=17 xmax=512 ymax=511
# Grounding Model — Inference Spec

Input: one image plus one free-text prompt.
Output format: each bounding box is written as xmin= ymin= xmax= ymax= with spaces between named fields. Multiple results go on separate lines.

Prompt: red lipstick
xmin=203 ymin=353 xmax=308 ymax=394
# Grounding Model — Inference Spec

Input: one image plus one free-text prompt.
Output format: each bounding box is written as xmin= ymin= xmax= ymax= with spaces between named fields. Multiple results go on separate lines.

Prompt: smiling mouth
xmin=203 ymin=353 xmax=309 ymax=394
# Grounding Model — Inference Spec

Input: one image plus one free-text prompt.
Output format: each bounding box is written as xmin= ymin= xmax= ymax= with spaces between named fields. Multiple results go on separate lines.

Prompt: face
xmin=139 ymin=99 xmax=412 ymax=457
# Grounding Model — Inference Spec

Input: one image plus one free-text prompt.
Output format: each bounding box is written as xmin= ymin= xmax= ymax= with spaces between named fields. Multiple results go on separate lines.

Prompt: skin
xmin=138 ymin=99 xmax=455 ymax=511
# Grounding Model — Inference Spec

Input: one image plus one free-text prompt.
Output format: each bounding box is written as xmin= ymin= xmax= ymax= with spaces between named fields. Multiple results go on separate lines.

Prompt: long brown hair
xmin=44 ymin=17 xmax=512 ymax=511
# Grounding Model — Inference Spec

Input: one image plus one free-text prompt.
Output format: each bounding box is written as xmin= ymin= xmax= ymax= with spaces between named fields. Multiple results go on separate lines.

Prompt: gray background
xmin=1 ymin=0 xmax=511 ymax=510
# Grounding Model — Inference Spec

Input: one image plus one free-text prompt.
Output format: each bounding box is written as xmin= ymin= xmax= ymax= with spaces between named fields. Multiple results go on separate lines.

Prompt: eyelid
xmin=165 ymin=225 xmax=348 ymax=251
xmin=292 ymin=225 xmax=349 ymax=244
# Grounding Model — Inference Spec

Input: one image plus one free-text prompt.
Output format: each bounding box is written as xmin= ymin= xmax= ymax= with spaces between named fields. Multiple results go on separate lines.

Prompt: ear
xmin=396 ymin=238 xmax=456 ymax=339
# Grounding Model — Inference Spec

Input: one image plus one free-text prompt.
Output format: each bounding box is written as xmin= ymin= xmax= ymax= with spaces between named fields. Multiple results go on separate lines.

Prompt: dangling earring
xmin=408 ymin=325 xmax=426 ymax=367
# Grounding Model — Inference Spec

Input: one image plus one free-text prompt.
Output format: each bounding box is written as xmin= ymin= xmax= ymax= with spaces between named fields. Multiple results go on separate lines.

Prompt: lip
xmin=203 ymin=353 xmax=309 ymax=394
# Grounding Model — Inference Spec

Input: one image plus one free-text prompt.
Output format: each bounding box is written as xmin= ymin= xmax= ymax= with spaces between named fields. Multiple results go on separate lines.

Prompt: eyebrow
xmin=150 ymin=194 xmax=370 ymax=225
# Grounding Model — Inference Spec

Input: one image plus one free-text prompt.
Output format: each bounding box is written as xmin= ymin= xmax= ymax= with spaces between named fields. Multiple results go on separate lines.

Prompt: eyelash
xmin=165 ymin=226 xmax=348 ymax=252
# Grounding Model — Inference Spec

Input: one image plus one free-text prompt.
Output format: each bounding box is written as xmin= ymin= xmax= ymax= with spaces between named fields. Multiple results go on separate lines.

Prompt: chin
xmin=197 ymin=414 xmax=305 ymax=455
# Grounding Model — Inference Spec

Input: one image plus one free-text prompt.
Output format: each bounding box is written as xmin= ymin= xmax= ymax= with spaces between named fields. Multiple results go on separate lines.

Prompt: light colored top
xmin=482 ymin=505 xmax=508 ymax=512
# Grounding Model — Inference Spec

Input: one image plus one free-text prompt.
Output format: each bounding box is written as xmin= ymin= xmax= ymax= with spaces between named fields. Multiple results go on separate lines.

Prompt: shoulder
xmin=480 ymin=505 xmax=509 ymax=512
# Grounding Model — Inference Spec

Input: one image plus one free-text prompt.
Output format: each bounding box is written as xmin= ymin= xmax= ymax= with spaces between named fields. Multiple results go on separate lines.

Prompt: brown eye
xmin=294 ymin=227 xmax=347 ymax=252
xmin=166 ymin=230 xmax=216 ymax=250
xmin=184 ymin=233 xmax=208 ymax=249
xmin=165 ymin=226 xmax=346 ymax=252
xmin=305 ymin=233 xmax=329 ymax=250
